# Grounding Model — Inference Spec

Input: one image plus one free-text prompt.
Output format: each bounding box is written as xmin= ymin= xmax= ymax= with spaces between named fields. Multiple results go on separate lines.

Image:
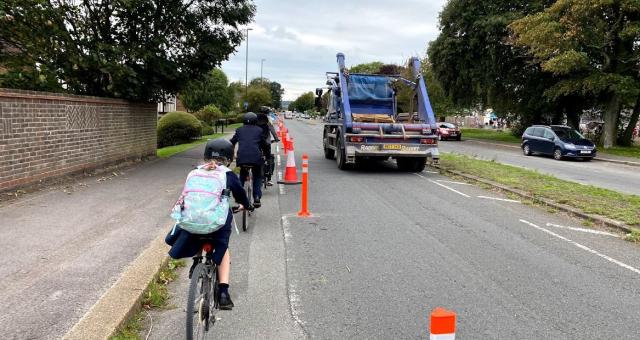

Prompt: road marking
xmin=415 ymin=173 xmax=470 ymax=198
xmin=423 ymin=171 xmax=439 ymax=174
xmin=437 ymin=180 xmax=472 ymax=186
xmin=545 ymin=223 xmax=620 ymax=238
xmin=477 ymin=195 xmax=521 ymax=203
xmin=281 ymin=216 xmax=307 ymax=330
xmin=519 ymin=219 xmax=640 ymax=276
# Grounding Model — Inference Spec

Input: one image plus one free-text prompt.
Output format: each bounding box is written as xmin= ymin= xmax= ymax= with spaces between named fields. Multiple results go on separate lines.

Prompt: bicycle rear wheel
xmin=243 ymin=176 xmax=252 ymax=232
xmin=186 ymin=263 xmax=213 ymax=340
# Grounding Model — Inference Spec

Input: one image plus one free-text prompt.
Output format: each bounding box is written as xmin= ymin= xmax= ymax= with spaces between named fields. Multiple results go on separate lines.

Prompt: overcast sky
xmin=221 ymin=0 xmax=447 ymax=101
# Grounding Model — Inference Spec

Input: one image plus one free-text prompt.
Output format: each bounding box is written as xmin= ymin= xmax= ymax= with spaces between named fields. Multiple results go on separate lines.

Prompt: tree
xmin=0 ymin=0 xmax=255 ymax=101
xmin=428 ymin=0 xmax=562 ymax=135
xmin=291 ymin=92 xmax=315 ymax=112
xmin=180 ymin=69 xmax=233 ymax=112
xmin=243 ymin=86 xmax=272 ymax=112
xmin=269 ymin=81 xmax=285 ymax=109
xmin=228 ymin=81 xmax=245 ymax=111
xmin=194 ymin=104 xmax=223 ymax=126
xmin=248 ymin=77 xmax=284 ymax=109
xmin=510 ymin=0 xmax=640 ymax=148
xmin=350 ymin=62 xmax=384 ymax=74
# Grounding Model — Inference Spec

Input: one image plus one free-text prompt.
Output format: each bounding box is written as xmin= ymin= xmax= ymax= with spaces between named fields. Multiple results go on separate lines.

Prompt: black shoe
xmin=253 ymin=199 xmax=261 ymax=208
xmin=218 ymin=291 xmax=234 ymax=310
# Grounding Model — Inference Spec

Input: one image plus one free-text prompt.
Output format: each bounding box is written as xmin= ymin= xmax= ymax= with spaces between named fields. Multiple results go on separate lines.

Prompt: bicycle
xmin=185 ymin=238 xmax=220 ymax=340
xmin=262 ymin=140 xmax=278 ymax=190
xmin=239 ymin=165 xmax=256 ymax=232
xmin=185 ymin=207 xmax=244 ymax=339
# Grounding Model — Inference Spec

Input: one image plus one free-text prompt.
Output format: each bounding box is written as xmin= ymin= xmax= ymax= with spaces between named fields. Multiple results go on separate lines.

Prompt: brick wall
xmin=0 ymin=88 xmax=157 ymax=191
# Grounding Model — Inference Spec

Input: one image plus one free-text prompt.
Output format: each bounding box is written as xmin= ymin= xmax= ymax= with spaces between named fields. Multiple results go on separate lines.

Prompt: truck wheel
xmin=323 ymin=132 xmax=335 ymax=159
xmin=336 ymin=137 xmax=349 ymax=170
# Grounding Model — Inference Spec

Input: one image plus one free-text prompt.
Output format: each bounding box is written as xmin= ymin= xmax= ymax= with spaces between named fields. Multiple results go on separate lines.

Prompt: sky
xmin=221 ymin=0 xmax=448 ymax=101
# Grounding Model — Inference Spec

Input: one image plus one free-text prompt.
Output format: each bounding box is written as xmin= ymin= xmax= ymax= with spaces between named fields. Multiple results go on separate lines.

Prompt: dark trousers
xmin=239 ymin=164 xmax=262 ymax=200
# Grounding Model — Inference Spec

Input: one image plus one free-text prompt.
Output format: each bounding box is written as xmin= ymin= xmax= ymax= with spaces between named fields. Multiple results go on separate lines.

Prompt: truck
xmin=317 ymin=53 xmax=440 ymax=171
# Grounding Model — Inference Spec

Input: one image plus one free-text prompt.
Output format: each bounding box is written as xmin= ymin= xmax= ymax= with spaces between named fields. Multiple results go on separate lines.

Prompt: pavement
xmin=438 ymin=138 xmax=640 ymax=196
xmin=0 ymin=138 xmax=227 ymax=340
xmin=148 ymin=119 xmax=640 ymax=339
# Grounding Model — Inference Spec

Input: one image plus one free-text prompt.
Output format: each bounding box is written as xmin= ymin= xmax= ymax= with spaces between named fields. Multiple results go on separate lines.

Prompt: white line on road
xmin=519 ymin=219 xmax=640 ymax=276
xmin=423 ymin=171 xmax=439 ymax=174
xmin=437 ymin=180 xmax=472 ymax=186
xmin=545 ymin=222 xmax=620 ymax=238
xmin=477 ymin=195 xmax=521 ymax=203
xmin=415 ymin=173 xmax=470 ymax=198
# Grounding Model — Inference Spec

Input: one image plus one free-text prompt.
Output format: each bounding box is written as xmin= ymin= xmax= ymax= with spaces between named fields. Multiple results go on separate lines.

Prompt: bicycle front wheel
xmin=186 ymin=263 xmax=212 ymax=340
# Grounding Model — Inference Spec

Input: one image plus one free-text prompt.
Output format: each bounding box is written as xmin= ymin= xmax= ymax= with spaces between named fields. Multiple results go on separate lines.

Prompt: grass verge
xmin=625 ymin=229 xmax=640 ymax=243
xmin=157 ymin=123 xmax=242 ymax=158
xmin=439 ymin=153 xmax=640 ymax=226
xmin=109 ymin=259 xmax=186 ymax=340
xmin=460 ymin=128 xmax=640 ymax=160
xmin=460 ymin=128 xmax=521 ymax=143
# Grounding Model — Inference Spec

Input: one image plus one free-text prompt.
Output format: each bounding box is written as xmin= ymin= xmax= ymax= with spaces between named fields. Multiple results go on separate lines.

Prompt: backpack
xmin=170 ymin=165 xmax=230 ymax=234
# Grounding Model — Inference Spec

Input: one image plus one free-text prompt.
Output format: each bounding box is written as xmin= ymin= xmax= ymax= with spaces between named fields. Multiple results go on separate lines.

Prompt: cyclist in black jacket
xmin=257 ymin=107 xmax=280 ymax=186
xmin=230 ymin=112 xmax=269 ymax=207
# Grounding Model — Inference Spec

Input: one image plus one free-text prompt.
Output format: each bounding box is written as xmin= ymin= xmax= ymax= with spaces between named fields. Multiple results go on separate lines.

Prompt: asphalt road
xmin=149 ymin=119 xmax=640 ymax=339
xmin=438 ymin=139 xmax=640 ymax=196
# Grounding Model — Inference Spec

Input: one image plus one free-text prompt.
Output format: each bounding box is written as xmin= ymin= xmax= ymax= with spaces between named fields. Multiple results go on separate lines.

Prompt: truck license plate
xmin=383 ymin=144 xmax=402 ymax=150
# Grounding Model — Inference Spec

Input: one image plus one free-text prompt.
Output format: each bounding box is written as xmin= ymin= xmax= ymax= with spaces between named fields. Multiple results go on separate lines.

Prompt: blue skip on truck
xmin=316 ymin=53 xmax=440 ymax=172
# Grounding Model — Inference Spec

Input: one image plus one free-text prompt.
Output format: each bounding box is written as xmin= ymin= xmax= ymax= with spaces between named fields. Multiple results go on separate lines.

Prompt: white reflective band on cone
xmin=286 ymin=151 xmax=296 ymax=166
xmin=430 ymin=334 xmax=455 ymax=340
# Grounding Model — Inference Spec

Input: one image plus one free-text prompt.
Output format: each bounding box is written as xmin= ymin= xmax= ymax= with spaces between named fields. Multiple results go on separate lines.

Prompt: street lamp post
xmin=244 ymin=28 xmax=253 ymax=107
xmin=260 ymin=58 xmax=266 ymax=85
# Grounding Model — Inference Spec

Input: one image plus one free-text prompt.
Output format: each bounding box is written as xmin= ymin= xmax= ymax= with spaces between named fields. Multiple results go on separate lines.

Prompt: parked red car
xmin=437 ymin=123 xmax=462 ymax=141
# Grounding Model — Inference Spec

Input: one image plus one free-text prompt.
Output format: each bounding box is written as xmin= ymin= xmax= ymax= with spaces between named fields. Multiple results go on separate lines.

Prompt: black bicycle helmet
xmin=204 ymin=138 xmax=234 ymax=162
xmin=243 ymin=112 xmax=258 ymax=125
xmin=259 ymin=106 xmax=271 ymax=114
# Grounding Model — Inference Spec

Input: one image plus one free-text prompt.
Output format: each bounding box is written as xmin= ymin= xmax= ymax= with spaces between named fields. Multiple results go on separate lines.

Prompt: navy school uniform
xmin=230 ymin=125 xmax=268 ymax=200
xmin=165 ymin=170 xmax=250 ymax=265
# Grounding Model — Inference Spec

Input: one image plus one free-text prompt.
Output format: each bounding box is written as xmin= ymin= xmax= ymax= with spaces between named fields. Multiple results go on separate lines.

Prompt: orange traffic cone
xmin=278 ymin=137 xmax=302 ymax=185
xmin=430 ymin=307 xmax=456 ymax=340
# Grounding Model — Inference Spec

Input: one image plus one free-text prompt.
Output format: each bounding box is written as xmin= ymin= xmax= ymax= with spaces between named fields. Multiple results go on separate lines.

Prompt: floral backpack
xmin=170 ymin=165 xmax=230 ymax=234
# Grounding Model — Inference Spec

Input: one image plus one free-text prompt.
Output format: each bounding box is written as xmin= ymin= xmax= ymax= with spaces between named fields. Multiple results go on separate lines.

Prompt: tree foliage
xmin=349 ymin=62 xmax=384 ymax=74
xmin=290 ymin=92 xmax=315 ymax=112
xmin=428 ymin=0 xmax=562 ymax=135
xmin=243 ymin=85 xmax=272 ymax=112
xmin=510 ymin=0 xmax=640 ymax=147
xmin=0 ymin=0 xmax=255 ymax=101
xmin=248 ymin=77 xmax=284 ymax=109
xmin=194 ymin=104 xmax=224 ymax=126
xmin=180 ymin=69 xmax=234 ymax=112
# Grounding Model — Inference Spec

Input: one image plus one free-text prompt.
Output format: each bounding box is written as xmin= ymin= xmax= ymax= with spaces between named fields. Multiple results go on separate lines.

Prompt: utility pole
xmin=244 ymin=28 xmax=253 ymax=108
xmin=260 ymin=58 xmax=266 ymax=85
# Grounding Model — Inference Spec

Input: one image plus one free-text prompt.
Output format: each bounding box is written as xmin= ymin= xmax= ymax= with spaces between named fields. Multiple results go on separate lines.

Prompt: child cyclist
xmin=165 ymin=138 xmax=251 ymax=309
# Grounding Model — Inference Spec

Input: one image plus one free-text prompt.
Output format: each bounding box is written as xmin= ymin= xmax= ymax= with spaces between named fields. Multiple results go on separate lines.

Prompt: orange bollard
xmin=297 ymin=154 xmax=311 ymax=217
xmin=429 ymin=307 xmax=456 ymax=340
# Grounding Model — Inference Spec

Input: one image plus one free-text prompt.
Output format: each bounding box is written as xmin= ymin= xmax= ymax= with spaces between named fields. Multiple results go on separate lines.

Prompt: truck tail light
xmin=349 ymin=136 xmax=364 ymax=143
xmin=421 ymin=138 xmax=437 ymax=145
